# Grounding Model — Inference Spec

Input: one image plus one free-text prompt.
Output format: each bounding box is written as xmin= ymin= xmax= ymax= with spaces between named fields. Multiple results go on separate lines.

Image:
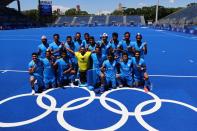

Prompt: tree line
xmin=22 ymin=3 xmax=196 ymax=23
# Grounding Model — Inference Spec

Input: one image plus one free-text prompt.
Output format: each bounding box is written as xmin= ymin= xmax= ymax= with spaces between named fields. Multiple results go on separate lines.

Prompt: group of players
xmin=28 ymin=32 xmax=151 ymax=95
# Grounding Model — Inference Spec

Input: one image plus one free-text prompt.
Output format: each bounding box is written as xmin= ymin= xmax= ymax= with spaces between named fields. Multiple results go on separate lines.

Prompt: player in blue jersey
xmin=28 ymin=53 xmax=44 ymax=94
xmin=131 ymin=33 xmax=147 ymax=58
xmin=132 ymin=51 xmax=151 ymax=92
xmin=41 ymin=50 xmax=56 ymax=89
xmin=90 ymin=46 xmax=106 ymax=90
xmin=38 ymin=35 xmax=49 ymax=58
xmin=74 ymin=32 xmax=82 ymax=50
xmin=49 ymin=34 xmax=62 ymax=59
xmin=110 ymin=32 xmax=121 ymax=61
xmin=101 ymin=52 xmax=118 ymax=91
xmin=82 ymin=33 xmax=90 ymax=48
xmin=54 ymin=50 xmax=73 ymax=87
xmin=87 ymin=36 xmax=96 ymax=51
xmin=63 ymin=36 xmax=78 ymax=78
xmin=118 ymin=32 xmax=134 ymax=58
xmin=98 ymin=33 xmax=112 ymax=58
xmin=116 ymin=52 xmax=133 ymax=87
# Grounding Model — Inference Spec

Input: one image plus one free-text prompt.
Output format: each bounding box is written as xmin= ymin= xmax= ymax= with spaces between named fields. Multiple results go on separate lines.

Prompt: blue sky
xmin=8 ymin=0 xmax=196 ymax=14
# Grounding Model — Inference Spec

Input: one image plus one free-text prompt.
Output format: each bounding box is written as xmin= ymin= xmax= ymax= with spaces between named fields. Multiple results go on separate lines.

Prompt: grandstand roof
xmin=0 ymin=0 xmax=15 ymax=6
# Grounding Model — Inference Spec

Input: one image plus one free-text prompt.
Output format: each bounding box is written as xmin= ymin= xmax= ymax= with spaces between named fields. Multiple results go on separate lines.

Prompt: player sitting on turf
xmin=132 ymin=51 xmax=151 ymax=92
xmin=87 ymin=36 xmax=96 ymax=52
xmin=54 ymin=50 xmax=73 ymax=87
xmin=66 ymin=46 xmax=91 ymax=85
xmin=41 ymin=50 xmax=56 ymax=89
xmin=116 ymin=52 xmax=133 ymax=88
xmin=38 ymin=35 xmax=49 ymax=59
xmin=28 ymin=53 xmax=44 ymax=94
xmin=131 ymin=33 xmax=147 ymax=59
xmin=90 ymin=46 xmax=106 ymax=92
xmin=49 ymin=34 xmax=62 ymax=59
xmin=101 ymin=52 xmax=118 ymax=91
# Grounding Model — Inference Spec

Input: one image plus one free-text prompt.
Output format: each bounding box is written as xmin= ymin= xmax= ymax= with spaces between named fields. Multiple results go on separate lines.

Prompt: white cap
xmin=41 ymin=35 xmax=47 ymax=39
xmin=102 ymin=33 xmax=108 ymax=37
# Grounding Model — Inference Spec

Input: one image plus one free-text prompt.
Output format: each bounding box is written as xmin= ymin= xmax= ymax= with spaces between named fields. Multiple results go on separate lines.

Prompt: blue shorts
xmin=119 ymin=74 xmax=133 ymax=86
xmin=31 ymin=75 xmax=44 ymax=87
xmin=106 ymin=77 xmax=116 ymax=88
xmin=57 ymin=75 xmax=75 ymax=85
xmin=44 ymin=77 xmax=56 ymax=88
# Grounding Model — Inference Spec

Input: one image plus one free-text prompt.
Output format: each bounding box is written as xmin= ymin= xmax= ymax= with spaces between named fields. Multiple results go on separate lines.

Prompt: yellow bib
xmin=75 ymin=51 xmax=91 ymax=71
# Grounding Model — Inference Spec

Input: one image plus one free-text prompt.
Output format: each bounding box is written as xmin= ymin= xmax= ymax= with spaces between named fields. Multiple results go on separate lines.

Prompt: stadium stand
xmin=55 ymin=15 xmax=145 ymax=27
xmin=109 ymin=16 xmax=123 ymax=26
xmin=55 ymin=16 xmax=74 ymax=26
xmin=159 ymin=5 xmax=197 ymax=27
xmin=157 ymin=4 xmax=197 ymax=35
xmin=0 ymin=6 xmax=36 ymax=30
xmin=91 ymin=15 xmax=106 ymax=26
xmin=126 ymin=15 xmax=143 ymax=26
xmin=75 ymin=16 xmax=90 ymax=26
xmin=0 ymin=0 xmax=38 ymax=30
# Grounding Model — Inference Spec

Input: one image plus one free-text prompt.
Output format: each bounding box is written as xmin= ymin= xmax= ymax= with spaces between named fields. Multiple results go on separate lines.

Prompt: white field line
xmin=0 ymin=69 xmax=197 ymax=78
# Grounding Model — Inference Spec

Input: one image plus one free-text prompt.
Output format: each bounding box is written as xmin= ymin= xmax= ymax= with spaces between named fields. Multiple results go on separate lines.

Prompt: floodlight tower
xmin=155 ymin=0 xmax=159 ymax=24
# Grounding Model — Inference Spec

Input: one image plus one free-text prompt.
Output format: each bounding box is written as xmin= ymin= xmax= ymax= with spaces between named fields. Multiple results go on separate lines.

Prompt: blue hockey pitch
xmin=0 ymin=27 xmax=197 ymax=131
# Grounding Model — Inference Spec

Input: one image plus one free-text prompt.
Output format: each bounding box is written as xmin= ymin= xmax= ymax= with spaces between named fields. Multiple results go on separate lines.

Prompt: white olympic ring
xmin=37 ymin=86 xmax=95 ymax=111
xmin=100 ymin=87 xmax=161 ymax=116
xmin=135 ymin=99 xmax=197 ymax=131
xmin=57 ymin=96 xmax=129 ymax=131
xmin=0 ymin=87 xmax=196 ymax=130
xmin=0 ymin=93 xmax=56 ymax=127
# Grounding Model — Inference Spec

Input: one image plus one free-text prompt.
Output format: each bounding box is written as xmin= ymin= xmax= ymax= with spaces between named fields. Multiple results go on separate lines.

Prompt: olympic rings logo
xmin=0 ymin=87 xmax=197 ymax=131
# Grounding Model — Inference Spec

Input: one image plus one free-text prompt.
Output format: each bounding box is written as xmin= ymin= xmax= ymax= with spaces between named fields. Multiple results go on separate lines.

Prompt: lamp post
xmin=155 ymin=0 xmax=159 ymax=24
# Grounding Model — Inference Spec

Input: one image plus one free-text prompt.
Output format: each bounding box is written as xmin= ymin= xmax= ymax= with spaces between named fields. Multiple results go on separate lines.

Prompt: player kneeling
xmin=116 ymin=52 xmax=133 ymax=88
xmin=54 ymin=50 xmax=73 ymax=87
xmin=28 ymin=53 xmax=44 ymax=94
xmin=132 ymin=51 xmax=151 ymax=92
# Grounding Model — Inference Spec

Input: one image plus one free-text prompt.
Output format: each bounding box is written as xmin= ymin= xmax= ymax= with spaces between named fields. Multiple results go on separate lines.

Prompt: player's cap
xmin=102 ymin=33 xmax=108 ymax=37
xmin=136 ymin=33 xmax=142 ymax=39
xmin=41 ymin=35 xmax=47 ymax=39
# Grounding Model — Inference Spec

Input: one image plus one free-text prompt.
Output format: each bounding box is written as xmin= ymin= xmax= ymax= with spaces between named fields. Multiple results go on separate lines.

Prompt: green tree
xmin=64 ymin=8 xmax=89 ymax=16
xmin=22 ymin=9 xmax=39 ymax=22
xmin=111 ymin=10 xmax=123 ymax=15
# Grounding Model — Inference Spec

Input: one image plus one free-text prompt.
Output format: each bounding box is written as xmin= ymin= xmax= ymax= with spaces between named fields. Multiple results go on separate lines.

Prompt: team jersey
xmin=98 ymin=41 xmax=112 ymax=56
xmin=75 ymin=51 xmax=91 ymax=71
xmin=41 ymin=58 xmax=55 ymax=79
xmin=28 ymin=59 xmax=44 ymax=77
xmin=55 ymin=58 xmax=71 ymax=78
xmin=132 ymin=41 xmax=146 ymax=58
xmin=110 ymin=40 xmax=119 ymax=49
xmin=102 ymin=60 xmax=117 ymax=78
xmin=110 ymin=40 xmax=121 ymax=60
xmin=91 ymin=53 xmax=106 ymax=69
xmin=132 ymin=57 xmax=146 ymax=80
xmin=74 ymin=40 xmax=82 ymax=51
xmin=49 ymin=41 xmax=61 ymax=57
xmin=38 ymin=43 xmax=49 ymax=58
xmin=118 ymin=40 xmax=134 ymax=58
xmin=64 ymin=42 xmax=78 ymax=64
xmin=82 ymin=40 xmax=89 ymax=48
xmin=88 ymin=44 xmax=96 ymax=51
xmin=119 ymin=59 xmax=133 ymax=77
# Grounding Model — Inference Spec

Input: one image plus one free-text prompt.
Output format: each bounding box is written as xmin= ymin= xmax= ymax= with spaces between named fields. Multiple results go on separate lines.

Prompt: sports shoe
xmin=31 ymin=90 xmax=35 ymax=95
